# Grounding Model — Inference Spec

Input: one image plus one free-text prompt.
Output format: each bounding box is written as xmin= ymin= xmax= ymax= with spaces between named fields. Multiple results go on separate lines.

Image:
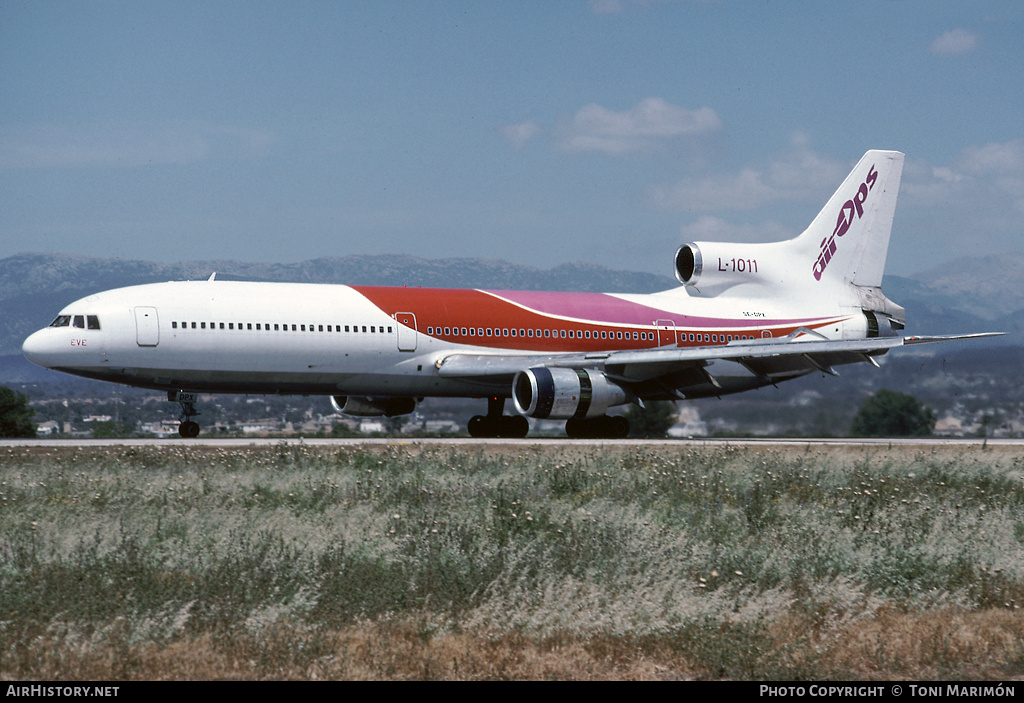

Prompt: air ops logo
xmin=813 ymin=164 xmax=879 ymax=281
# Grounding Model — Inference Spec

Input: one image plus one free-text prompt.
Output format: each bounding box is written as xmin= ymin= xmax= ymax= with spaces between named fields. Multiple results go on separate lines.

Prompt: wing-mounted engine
xmin=512 ymin=367 xmax=629 ymax=420
xmin=675 ymin=241 xmax=787 ymax=296
xmin=331 ymin=395 xmax=417 ymax=417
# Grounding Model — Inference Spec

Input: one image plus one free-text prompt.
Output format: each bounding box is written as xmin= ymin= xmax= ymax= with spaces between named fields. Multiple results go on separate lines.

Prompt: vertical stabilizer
xmin=671 ymin=150 xmax=905 ymax=307
xmin=797 ymin=150 xmax=904 ymax=290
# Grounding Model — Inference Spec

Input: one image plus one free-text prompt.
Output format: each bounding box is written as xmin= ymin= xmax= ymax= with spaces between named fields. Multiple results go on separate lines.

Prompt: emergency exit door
xmin=395 ymin=312 xmax=417 ymax=351
xmin=134 ymin=307 xmax=159 ymax=346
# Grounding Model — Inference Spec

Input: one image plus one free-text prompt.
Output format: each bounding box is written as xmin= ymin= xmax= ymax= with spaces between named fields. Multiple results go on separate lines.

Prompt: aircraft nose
xmin=22 ymin=329 xmax=56 ymax=368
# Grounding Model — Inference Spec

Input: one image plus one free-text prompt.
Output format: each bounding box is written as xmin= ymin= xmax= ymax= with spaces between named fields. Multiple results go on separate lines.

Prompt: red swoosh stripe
xmin=351 ymin=285 xmax=841 ymax=352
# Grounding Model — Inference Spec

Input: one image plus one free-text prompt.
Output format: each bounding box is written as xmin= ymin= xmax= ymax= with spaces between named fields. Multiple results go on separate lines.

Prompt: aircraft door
xmin=135 ymin=307 xmax=160 ymax=346
xmin=395 ymin=312 xmax=417 ymax=351
xmin=655 ymin=319 xmax=677 ymax=347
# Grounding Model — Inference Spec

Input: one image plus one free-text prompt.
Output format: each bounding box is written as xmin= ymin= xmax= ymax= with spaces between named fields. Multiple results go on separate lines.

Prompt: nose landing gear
xmin=169 ymin=390 xmax=201 ymax=438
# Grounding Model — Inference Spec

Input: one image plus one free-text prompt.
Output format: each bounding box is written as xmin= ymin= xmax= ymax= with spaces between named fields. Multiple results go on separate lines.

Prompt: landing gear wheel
xmin=466 ymin=397 xmax=530 ymax=438
xmin=170 ymin=391 xmax=202 ymax=439
xmin=468 ymin=414 xmax=529 ymax=438
xmin=608 ymin=415 xmax=630 ymax=439
xmin=468 ymin=415 xmax=489 ymax=438
xmin=565 ymin=415 xmax=630 ymax=439
xmin=502 ymin=415 xmax=529 ymax=439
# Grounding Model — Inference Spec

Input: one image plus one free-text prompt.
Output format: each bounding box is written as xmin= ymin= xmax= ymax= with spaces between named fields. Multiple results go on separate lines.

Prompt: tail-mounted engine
xmin=675 ymin=241 xmax=777 ymax=296
xmin=331 ymin=395 xmax=417 ymax=417
xmin=512 ymin=367 xmax=629 ymax=420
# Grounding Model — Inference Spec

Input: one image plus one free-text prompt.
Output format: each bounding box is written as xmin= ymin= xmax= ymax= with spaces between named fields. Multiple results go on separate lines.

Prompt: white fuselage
xmin=22 ymin=279 xmax=858 ymax=400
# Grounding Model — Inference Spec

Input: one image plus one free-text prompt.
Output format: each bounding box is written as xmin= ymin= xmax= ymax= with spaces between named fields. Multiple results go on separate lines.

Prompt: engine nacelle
xmin=512 ymin=367 xmax=629 ymax=420
xmin=331 ymin=395 xmax=417 ymax=417
xmin=674 ymin=241 xmax=777 ymax=296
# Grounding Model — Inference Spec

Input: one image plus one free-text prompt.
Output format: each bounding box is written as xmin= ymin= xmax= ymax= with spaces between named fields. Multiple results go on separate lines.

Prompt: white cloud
xmin=0 ymin=121 xmax=273 ymax=169
xmin=896 ymin=142 xmax=1024 ymax=258
xmin=678 ymin=215 xmax=793 ymax=244
xmin=929 ymin=28 xmax=980 ymax=56
xmin=588 ymin=0 xmax=672 ymax=14
xmin=649 ymin=141 xmax=847 ymax=212
xmin=900 ymin=140 xmax=1024 ymax=208
xmin=497 ymin=120 xmax=541 ymax=149
xmin=555 ymin=98 xmax=722 ymax=155
xmin=956 ymin=139 xmax=1024 ymax=176
xmin=589 ymin=0 xmax=625 ymax=13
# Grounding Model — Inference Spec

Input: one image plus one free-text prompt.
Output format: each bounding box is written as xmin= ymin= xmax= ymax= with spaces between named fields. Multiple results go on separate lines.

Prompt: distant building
xmin=668 ymin=406 xmax=708 ymax=437
xmin=933 ymin=415 xmax=966 ymax=437
xmin=36 ymin=421 xmax=60 ymax=436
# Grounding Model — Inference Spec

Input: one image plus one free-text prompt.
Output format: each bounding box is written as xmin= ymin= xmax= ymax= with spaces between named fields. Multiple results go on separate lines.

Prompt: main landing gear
xmin=564 ymin=415 xmax=630 ymax=439
xmin=170 ymin=391 xmax=201 ymax=438
xmin=467 ymin=396 xmax=530 ymax=438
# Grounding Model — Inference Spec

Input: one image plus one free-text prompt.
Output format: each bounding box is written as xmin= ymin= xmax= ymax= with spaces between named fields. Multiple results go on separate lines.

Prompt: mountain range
xmin=2 ymin=251 xmax=1021 ymax=362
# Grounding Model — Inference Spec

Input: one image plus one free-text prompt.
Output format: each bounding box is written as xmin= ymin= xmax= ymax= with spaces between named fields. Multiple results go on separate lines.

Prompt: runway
xmin=3 ymin=436 xmax=1024 ymax=449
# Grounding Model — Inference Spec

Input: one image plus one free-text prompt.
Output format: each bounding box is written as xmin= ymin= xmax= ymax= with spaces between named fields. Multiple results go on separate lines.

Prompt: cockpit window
xmin=73 ymin=315 xmax=85 ymax=329
xmin=49 ymin=315 xmax=71 ymax=327
xmin=87 ymin=315 xmax=101 ymax=330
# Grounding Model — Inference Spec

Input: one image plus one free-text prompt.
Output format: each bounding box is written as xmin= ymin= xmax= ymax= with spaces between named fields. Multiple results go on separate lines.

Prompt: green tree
xmin=0 ymin=387 xmax=36 ymax=438
xmin=851 ymin=389 xmax=936 ymax=437
xmin=88 ymin=420 xmax=135 ymax=439
xmin=625 ymin=401 xmax=677 ymax=438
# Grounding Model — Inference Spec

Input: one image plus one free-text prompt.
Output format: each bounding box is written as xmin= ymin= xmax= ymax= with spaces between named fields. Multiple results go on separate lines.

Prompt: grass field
xmin=2 ymin=441 xmax=1024 ymax=680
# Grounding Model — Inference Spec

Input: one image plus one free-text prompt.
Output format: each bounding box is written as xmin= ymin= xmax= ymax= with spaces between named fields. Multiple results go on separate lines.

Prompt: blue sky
xmin=2 ymin=1 xmax=1021 ymax=278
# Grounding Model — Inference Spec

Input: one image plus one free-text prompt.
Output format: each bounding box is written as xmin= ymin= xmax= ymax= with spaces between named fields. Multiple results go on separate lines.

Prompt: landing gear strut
xmin=467 ymin=396 xmax=530 ymax=438
xmin=170 ymin=391 xmax=201 ymax=438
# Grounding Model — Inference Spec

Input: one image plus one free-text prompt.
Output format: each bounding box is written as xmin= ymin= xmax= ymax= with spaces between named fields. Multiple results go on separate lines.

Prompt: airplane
xmin=22 ymin=150 xmax=999 ymax=439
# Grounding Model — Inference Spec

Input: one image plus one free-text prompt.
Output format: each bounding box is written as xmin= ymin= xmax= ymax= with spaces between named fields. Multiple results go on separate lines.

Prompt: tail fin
xmin=798 ymin=150 xmax=904 ymax=289
xmin=673 ymin=150 xmax=905 ymax=302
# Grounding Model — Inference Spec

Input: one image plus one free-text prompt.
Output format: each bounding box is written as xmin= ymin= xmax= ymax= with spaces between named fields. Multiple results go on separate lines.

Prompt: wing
xmin=436 ymin=331 xmax=1003 ymax=400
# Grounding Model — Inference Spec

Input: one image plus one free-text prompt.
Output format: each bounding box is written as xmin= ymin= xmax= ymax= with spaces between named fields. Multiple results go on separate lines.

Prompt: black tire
xmin=501 ymin=415 xmax=530 ymax=438
xmin=468 ymin=415 xmax=489 ymax=438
